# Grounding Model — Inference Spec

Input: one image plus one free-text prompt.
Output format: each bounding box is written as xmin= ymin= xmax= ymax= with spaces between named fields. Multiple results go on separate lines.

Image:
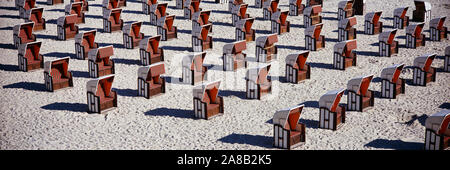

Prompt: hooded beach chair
xmin=412 ymin=54 xmax=436 ymax=86
xmin=123 ymin=21 xmax=144 ymax=49
xmin=75 ymin=30 xmax=98 ymax=60
xmin=445 ymin=46 xmax=450 ymax=72
xmin=303 ymin=5 xmax=322 ymax=27
xmin=118 ymin=0 xmax=126 ymax=7
xmin=256 ymin=34 xmax=278 ymax=63
xmin=271 ymin=10 xmax=290 ymax=35
xmin=86 ymin=75 xmax=117 ymax=113
xmin=273 ymin=105 xmax=306 ymax=149
xmin=57 ymin=14 xmax=79 ymax=40
xmin=380 ymin=64 xmax=405 ymax=99
xmin=182 ymin=52 xmax=208 ymax=85
xmin=351 ymin=0 xmax=364 ymax=15
xmin=319 ymin=89 xmax=346 ymax=130
xmin=231 ymin=4 xmax=249 ymax=27
xmin=347 ymin=75 xmax=374 ymax=112
xmin=393 ymin=7 xmax=409 ymax=29
xmin=338 ymin=16 xmax=357 ymax=42
xmin=88 ymin=45 xmax=115 ymax=78
xmin=405 ymin=23 xmax=425 ymax=49
xmin=44 ymin=57 xmax=73 ymax=92
xmin=306 ymin=0 xmax=322 ymax=7
xmin=285 ymin=52 xmax=310 ymax=83
xmin=193 ymin=10 xmax=212 ymax=32
xmin=13 ymin=22 xmax=36 ymax=48
xmin=255 ymin=0 xmax=269 ymax=8
xmin=246 ymin=64 xmax=271 ymax=99
xmin=413 ymin=0 xmax=431 ymax=22
xmin=24 ymin=8 xmax=46 ymax=31
xmin=18 ymin=0 xmax=35 ymax=18
xmin=102 ymin=0 xmax=119 ymax=10
xmin=223 ymin=40 xmax=247 ymax=71
xmin=305 ymin=24 xmax=324 ymax=51
xmin=65 ymin=2 xmax=85 ymax=24
xmin=424 ymin=110 xmax=450 ymax=150
xmin=103 ymin=8 xmax=123 ymax=33
xmin=235 ymin=18 xmax=255 ymax=42
xmin=137 ymin=62 xmax=166 ymax=98
xmin=142 ymin=0 xmax=157 ymax=14
xmin=289 ymin=0 xmax=305 ymax=16
xmin=364 ymin=11 xmax=383 ymax=35
xmin=149 ymin=3 xmax=168 ymax=26
xmin=193 ymin=80 xmax=224 ymax=119
xmin=263 ymin=0 xmax=280 ymax=20
xmin=17 ymin=41 xmax=44 ymax=72
xmin=71 ymin=0 xmax=89 ymax=11
xmin=176 ymin=0 xmax=186 ymax=9
xmin=139 ymin=36 xmax=164 ymax=66
xmin=47 ymin=0 xmax=63 ymax=5
xmin=229 ymin=0 xmax=244 ymax=12
xmin=333 ymin=39 xmax=357 ymax=70
xmin=192 ymin=24 xmax=212 ymax=52
xmin=337 ymin=0 xmax=354 ymax=20
xmin=378 ymin=29 xmax=398 ymax=57
xmin=429 ymin=17 xmax=447 ymax=41
xmin=157 ymin=15 xmax=177 ymax=41
xmin=184 ymin=0 xmax=201 ymax=20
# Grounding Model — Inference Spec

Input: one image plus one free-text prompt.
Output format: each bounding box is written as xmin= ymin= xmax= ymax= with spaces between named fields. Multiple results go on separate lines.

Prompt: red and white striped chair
xmin=412 ymin=54 xmax=436 ymax=86
xmin=289 ymin=0 xmax=304 ymax=16
xmin=338 ymin=16 xmax=357 ymax=42
xmin=137 ymin=62 xmax=166 ymax=98
xmin=193 ymin=80 xmax=224 ymax=120
xmin=184 ymin=0 xmax=201 ymax=20
xmin=65 ymin=2 xmax=85 ymax=24
xmin=425 ymin=110 xmax=450 ymax=150
xmin=445 ymin=46 xmax=450 ymax=72
xmin=149 ymin=3 xmax=168 ymax=26
xmin=285 ymin=51 xmax=310 ymax=84
xmin=75 ymin=30 xmax=98 ymax=60
xmin=351 ymin=0 xmax=364 ymax=15
xmin=123 ymin=21 xmax=144 ymax=49
xmin=47 ymin=0 xmax=63 ymax=5
xmin=86 ymin=75 xmax=117 ymax=113
xmin=24 ymin=8 xmax=46 ymax=31
xmin=263 ymin=0 xmax=280 ymax=20
xmin=17 ymin=41 xmax=44 ymax=72
xmin=364 ymin=11 xmax=383 ymax=35
xmin=44 ymin=57 xmax=73 ymax=92
xmin=57 ymin=14 xmax=79 ymax=40
xmin=235 ymin=18 xmax=255 ymax=42
xmin=273 ymin=105 xmax=306 ymax=149
xmin=380 ymin=64 xmax=405 ymax=99
xmin=192 ymin=24 xmax=212 ymax=52
xmin=405 ymin=23 xmax=425 ymax=49
xmin=413 ymin=0 xmax=431 ymax=22
xmin=13 ymin=22 xmax=36 ymax=48
xmin=429 ymin=17 xmax=447 ymax=41
xmin=192 ymin=10 xmax=212 ymax=32
xmin=256 ymin=34 xmax=278 ymax=63
xmin=305 ymin=23 xmax=324 ymax=51
xmin=303 ymin=5 xmax=322 ymax=27
xmin=157 ymin=15 xmax=177 ymax=41
xmin=142 ymin=0 xmax=157 ymax=14
xmin=337 ymin=0 xmax=354 ymax=21
xmin=102 ymin=0 xmax=119 ymax=10
xmin=319 ymin=89 xmax=346 ymax=130
xmin=223 ymin=40 xmax=247 ymax=71
xmin=88 ymin=46 xmax=115 ymax=78
xmin=333 ymin=39 xmax=357 ymax=70
xmin=102 ymin=8 xmax=123 ymax=33
xmin=246 ymin=64 xmax=271 ymax=99
xmin=346 ymin=75 xmax=374 ymax=112
xmin=182 ymin=52 xmax=208 ymax=85
xmin=271 ymin=10 xmax=290 ymax=35
xmin=139 ymin=36 xmax=164 ymax=66
xmin=71 ymin=0 xmax=89 ymax=11
xmin=393 ymin=7 xmax=409 ymax=29
xmin=378 ymin=29 xmax=398 ymax=57
xmin=231 ymin=4 xmax=249 ymax=27
xmin=18 ymin=0 xmax=35 ymax=18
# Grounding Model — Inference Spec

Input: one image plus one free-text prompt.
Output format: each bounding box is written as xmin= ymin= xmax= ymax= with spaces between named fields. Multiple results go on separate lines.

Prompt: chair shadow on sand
xmin=41 ymin=102 xmax=87 ymax=112
xmin=364 ymin=139 xmax=423 ymax=150
xmin=219 ymin=90 xmax=246 ymax=99
xmin=218 ymin=133 xmax=273 ymax=148
xmin=3 ymin=82 xmax=47 ymax=92
xmin=144 ymin=107 xmax=193 ymax=119
xmin=0 ymin=63 xmax=20 ymax=72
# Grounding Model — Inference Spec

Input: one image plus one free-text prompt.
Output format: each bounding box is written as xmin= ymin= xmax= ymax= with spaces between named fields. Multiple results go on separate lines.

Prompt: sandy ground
xmin=0 ymin=0 xmax=449 ymax=150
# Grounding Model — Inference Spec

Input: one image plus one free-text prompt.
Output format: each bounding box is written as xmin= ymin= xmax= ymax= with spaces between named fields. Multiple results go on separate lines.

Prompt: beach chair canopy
xmin=223 ymin=40 xmax=246 ymax=55
xmin=86 ymin=74 xmax=115 ymax=96
xmin=338 ymin=0 xmax=353 ymax=9
xmin=246 ymin=64 xmax=271 ymax=84
xmin=380 ymin=64 xmax=404 ymax=83
xmin=150 ymin=3 xmax=167 ymax=15
xmin=263 ymin=0 xmax=279 ymax=10
xmin=25 ymin=7 xmax=44 ymax=21
xmin=139 ymin=35 xmax=161 ymax=53
xmin=289 ymin=0 xmax=302 ymax=7
xmin=334 ymin=39 xmax=357 ymax=55
xmin=338 ymin=16 xmax=357 ymax=29
xmin=347 ymin=74 xmax=374 ymax=95
xmin=393 ymin=7 xmax=408 ymax=18
xmin=103 ymin=8 xmax=122 ymax=20
xmin=304 ymin=23 xmax=322 ymax=38
xmin=271 ymin=10 xmax=289 ymax=24
xmin=303 ymin=5 xmax=322 ymax=16
xmin=157 ymin=15 xmax=175 ymax=29
xmin=145 ymin=0 xmax=157 ymax=5
xmin=182 ymin=52 xmax=206 ymax=71
xmin=231 ymin=4 xmax=247 ymax=16
xmin=18 ymin=41 xmax=41 ymax=57
xmin=44 ymin=57 xmax=70 ymax=75
xmin=406 ymin=23 xmax=425 ymax=37
xmin=57 ymin=14 xmax=78 ymax=26
xmin=256 ymin=34 xmax=278 ymax=48
xmin=236 ymin=18 xmax=254 ymax=32
xmin=18 ymin=0 xmax=35 ymax=9
xmin=187 ymin=0 xmax=201 ymax=12
xmin=193 ymin=80 xmax=221 ymax=103
xmin=425 ymin=110 xmax=450 ymax=136
xmin=65 ymin=2 xmax=83 ymax=15
xmin=429 ymin=17 xmax=446 ymax=29
xmin=13 ymin=22 xmax=34 ymax=37
xmin=192 ymin=23 xmax=211 ymax=40
xmin=414 ymin=0 xmax=432 ymax=11
xmin=75 ymin=30 xmax=96 ymax=45
xmin=138 ymin=62 xmax=165 ymax=80
xmin=364 ymin=11 xmax=382 ymax=23
xmin=102 ymin=0 xmax=119 ymax=9
xmin=193 ymin=10 xmax=211 ymax=24
xmin=273 ymin=105 xmax=304 ymax=130
xmin=285 ymin=51 xmax=309 ymax=70
xmin=413 ymin=54 xmax=436 ymax=71
xmin=319 ymin=89 xmax=345 ymax=112
xmin=88 ymin=45 xmax=114 ymax=61
xmin=378 ymin=29 xmax=397 ymax=44
xmin=123 ymin=21 xmax=142 ymax=37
